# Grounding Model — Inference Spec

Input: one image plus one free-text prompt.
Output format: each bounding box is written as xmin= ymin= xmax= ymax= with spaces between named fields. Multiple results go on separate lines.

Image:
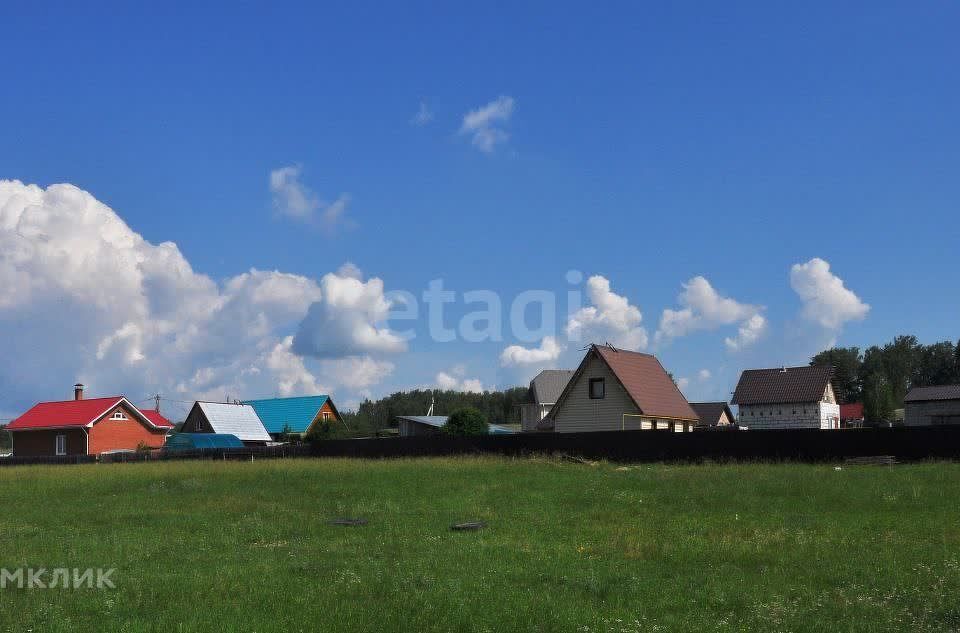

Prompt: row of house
xmin=4 ymin=385 xmax=343 ymax=458
xmin=512 ymin=343 xmax=960 ymax=433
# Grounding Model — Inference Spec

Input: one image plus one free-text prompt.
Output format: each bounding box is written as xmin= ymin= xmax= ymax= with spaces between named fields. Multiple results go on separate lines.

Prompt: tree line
xmin=335 ymin=387 xmax=529 ymax=438
xmin=810 ymin=335 xmax=960 ymax=422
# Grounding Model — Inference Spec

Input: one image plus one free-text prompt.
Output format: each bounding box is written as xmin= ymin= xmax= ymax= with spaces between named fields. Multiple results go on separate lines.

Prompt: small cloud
xmin=459 ymin=95 xmax=515 ymax=153
xmin=698 ymin=369 xmax=712 ymax=381
xmin=677 ymin=377 xmax=690 ymax=391
xmin=724 ymin=314 xmax=767 ymax=351
xmin=269 ymin=165 xmax=351 ymax=232
xmin=411 ymin=100 xmax=433 ymax=126
xmin=656 ymin=276 xmax=765 ymax=351
xmin=500 ymin=336 xmax=563 ymax=367
xmin=436 ymin=368 xmax=484 ymax=393
xmin=790 ymin=258 xmax=870 ymax=329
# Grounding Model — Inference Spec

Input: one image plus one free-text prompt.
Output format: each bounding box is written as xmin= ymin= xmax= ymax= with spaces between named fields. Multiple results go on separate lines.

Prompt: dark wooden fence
xmin=3 ymin=427 xmax=960 ymax=467
xmin=308 ymin=426 xmax=960 ymax=462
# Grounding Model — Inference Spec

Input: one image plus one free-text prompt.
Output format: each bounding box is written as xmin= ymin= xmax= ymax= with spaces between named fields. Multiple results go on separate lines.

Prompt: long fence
xmin=2 ymin=427 xmax=960 ymax=467
xmin=309 ymin=426 xmax=960 ymax=462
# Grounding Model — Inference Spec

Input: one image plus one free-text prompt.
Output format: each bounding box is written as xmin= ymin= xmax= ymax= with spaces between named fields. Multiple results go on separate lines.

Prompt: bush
xmin=442 ymin=407 xmax=489 ymax=436
xmin=305 ymin=419 xmax=335 ymax=442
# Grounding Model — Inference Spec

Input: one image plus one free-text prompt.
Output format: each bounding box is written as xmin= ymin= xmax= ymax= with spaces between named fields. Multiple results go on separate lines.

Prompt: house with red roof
xmin=6 ymin=384 xmax=173 ymax=457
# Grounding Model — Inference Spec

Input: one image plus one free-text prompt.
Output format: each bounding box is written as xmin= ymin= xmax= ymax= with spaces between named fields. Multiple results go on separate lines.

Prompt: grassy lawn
xmin=1 ymin=457 xmax=959 ymax=632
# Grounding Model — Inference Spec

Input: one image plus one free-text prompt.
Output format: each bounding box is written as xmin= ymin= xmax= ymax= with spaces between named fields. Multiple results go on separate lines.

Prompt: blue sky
xmin=1 ymin=2 xmax=958 ymax=417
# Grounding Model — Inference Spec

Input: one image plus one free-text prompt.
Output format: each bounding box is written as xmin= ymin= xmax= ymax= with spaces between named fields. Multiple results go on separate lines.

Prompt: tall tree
xmin=862 ymin=373 xmax=895 ymax=423
xmin=881 ymin=335 xmax=921 ymax=406
xmin=913 ymin=341 xmax=957 ymax=387
xmin=810 ymin=347 xmax=862 ymax=403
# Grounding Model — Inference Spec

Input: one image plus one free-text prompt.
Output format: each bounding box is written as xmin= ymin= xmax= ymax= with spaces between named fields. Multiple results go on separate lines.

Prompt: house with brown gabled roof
xmin=690 ymin=402 xmax=736 ymax=427
xmin=542 ymin=344 xmax=699 ymax=433
xmin=731 ymin=366 xmax=840 ymax=429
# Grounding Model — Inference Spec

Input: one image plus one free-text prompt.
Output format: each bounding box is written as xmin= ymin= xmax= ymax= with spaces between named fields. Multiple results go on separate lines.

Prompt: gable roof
xmin=243 ymin=395 xmax=337 ymax=434
xmin=551 ymin=345 xmax=698 ymax=421
xmin=731 ymin=366 xmax=833 ymax=406
xmin=7 ymin=396 xmax=163 ymax=431
xmin=529 ymin=370 xmax=575 ymax=405
xmin=904 ymin=385 xmax=960 ymax=403
xmin=395 ymin=415 xmax=516 ymax=434
xmin=141 ymin=410 xmax=174 ymax=428
xmin=689 ymin=402 xmax=735 ymax=427
xmin=195 ymin=402 xmax=272 ymax=442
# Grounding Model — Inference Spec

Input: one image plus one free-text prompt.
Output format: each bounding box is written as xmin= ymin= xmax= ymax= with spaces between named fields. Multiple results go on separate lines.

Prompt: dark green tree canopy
xmin=810 ymin=346 xmax=862 ymax=403
xmin=812 ymin=335 xmax=958 ymax=423
xmin=441 ymin=407 xmax=489 ymax=436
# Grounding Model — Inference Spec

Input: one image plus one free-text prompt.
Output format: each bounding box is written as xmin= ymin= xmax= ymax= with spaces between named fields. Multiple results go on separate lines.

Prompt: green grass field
xmin=1 ymin=457 xmax=959 ymax=632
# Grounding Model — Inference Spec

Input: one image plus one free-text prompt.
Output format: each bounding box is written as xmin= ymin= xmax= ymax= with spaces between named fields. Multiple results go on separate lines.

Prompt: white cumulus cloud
xmin=566 ymin=275 xmax=648 ymax=350
xmin=459 ymin=96 xmax=515 ymax=153
xmin=500 ymin=336 xmax=563 ymax=367
xmin=293 ymin=271 xmax=407 ymax=359
xmin=269 ymin=165 xmax=350 ymax=231
xmin=0 ymin=180 xmax=389 ymax=414
xmin=790 ymin=258 xmax=870 ymax=329
xmin=656 ymin=276 xmax=766 ymax=351
xmin=436 ymin=365 xmax=485 ymax=393
xmin=724 ymin=314 xmax=768 ymax=351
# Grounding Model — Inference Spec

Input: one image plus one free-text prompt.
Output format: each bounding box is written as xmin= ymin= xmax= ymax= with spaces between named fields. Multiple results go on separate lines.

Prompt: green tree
xmin=810 ymin=347 xmax=862 ymax=403
xmin=441 ymin=407 xmax=489 ymax=436
xmin=913 ymin=341 xmax=957 ymax=387
xmin=955 ymin=339 xmax=960 ymax=382
xmin=304 ymin=418 xmax=335 ymax=442
xmin=862 ymin=373 xmax=895 ymax=423
xmin=881 ymin=335 xmax=921 ymax=406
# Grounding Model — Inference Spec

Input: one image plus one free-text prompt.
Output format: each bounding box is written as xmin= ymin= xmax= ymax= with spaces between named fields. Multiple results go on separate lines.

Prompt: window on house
xmin=322 ymin=411 xmax=330 ymax=421
xmin=55 ymin=434 xmax=66 ymax=456
xmin=111 ymin=410 xmax=127 ymax=420
xmin=589 ymin=378 xmax=605 ymax=399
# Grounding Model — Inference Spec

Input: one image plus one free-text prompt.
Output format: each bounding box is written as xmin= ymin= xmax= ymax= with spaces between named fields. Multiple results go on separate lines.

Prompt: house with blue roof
xmin=242 ymin=395 xmax=342 ymax=439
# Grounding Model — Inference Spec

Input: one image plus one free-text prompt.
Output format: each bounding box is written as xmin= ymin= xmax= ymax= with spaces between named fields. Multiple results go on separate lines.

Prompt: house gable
xmin=88 ymin=401 xmax=167 ymax=454
xmin=551 ymin=350 xmax=641 ymax=432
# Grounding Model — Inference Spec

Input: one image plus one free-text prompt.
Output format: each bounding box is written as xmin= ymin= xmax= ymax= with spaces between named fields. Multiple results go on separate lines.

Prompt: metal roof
xmin=396 ymin=415 xmax=517 ymax=434
xmin=530 ymin=370 xmax=575 ymax=405
xmin=904 ymin=385 xmax=960 ymax=403
xmin=243 ymin=395 xmax=332 ymax=434
xmin=163 ymin=433 xmax=244 ymax=450
xmin=731 ymin=366 xmax=833 ymax=406
xmin=197 ymin=402 xmax=272 ymax=442
xmin=7 ymin=396 xmax=165 ymax=430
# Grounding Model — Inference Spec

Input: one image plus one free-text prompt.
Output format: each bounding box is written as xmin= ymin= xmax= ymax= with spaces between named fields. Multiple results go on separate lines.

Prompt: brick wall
xmin=88 ymin=403 xmax=167 ymax=454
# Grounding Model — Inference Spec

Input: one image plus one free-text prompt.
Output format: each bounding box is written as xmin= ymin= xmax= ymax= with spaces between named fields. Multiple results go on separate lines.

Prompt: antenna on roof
xmin=154 ymin=394 xmax=161 ymax=413
xmin=605 ymin=341 xmax=618 ymax=351
xmin=427 ymin=396 xmax=435 ymax=417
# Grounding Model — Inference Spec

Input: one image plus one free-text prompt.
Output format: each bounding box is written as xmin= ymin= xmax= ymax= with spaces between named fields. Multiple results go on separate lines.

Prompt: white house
xmin=731 ymin=366 xmax=840 ymax=429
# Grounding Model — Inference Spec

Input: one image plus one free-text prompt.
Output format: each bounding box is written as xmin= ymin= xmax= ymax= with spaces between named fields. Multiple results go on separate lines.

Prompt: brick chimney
xmin=74 ymin=383 xmax=85 ymax=401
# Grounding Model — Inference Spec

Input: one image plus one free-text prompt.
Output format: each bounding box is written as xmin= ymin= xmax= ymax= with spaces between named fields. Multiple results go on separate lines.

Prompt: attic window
xmin=589 ymin=378 xmax=605 ymax=399
xmin=111 ymin=411 xmax=128 ymax=420
xmin=322 ymin=411 xmax=330 ymax=421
